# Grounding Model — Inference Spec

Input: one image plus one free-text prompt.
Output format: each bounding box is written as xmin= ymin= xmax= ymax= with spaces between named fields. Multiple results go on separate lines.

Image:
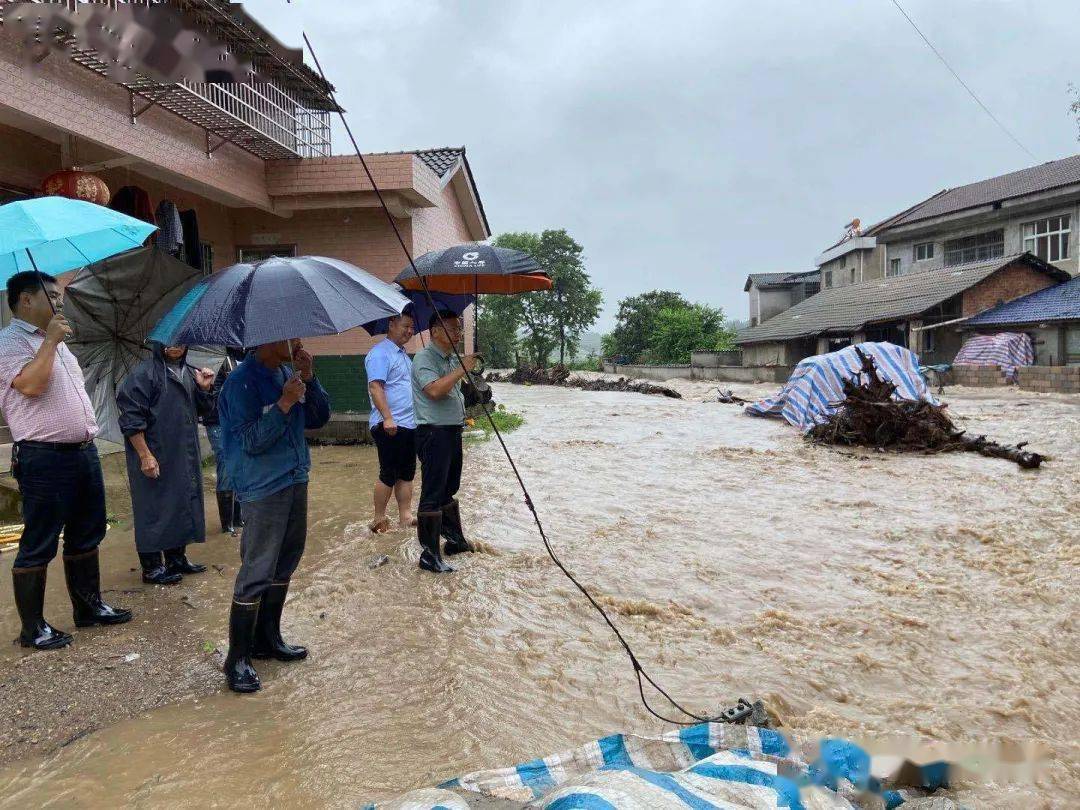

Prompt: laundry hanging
xmin=155 ymin=199 xmax=184 ymax=257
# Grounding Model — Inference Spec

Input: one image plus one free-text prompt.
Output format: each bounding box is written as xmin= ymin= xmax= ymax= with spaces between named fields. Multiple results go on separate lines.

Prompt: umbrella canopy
xmin=150 ymin=255 xmax=410 ymax=347
xmin=0 ymin=197 xmax=157 ymax=283
xmin=64 ymin=247 xmax=207 ymax=444
xmin=395 ymin=243 xmax=551 ymax=294
xmin=363 ymin=288 xmax=474 ymax=335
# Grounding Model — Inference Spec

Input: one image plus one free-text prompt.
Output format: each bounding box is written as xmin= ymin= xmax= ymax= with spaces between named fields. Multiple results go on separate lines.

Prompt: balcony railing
xmin=184 ymin=80 xmax=331 ymax=158
xmin=18 ymin=1 xmax=335 ymax=160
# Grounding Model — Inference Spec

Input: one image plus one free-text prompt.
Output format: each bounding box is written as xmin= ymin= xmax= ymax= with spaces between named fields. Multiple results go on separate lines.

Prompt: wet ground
xmin=0 ymin=379 xmax=1076 ymax=808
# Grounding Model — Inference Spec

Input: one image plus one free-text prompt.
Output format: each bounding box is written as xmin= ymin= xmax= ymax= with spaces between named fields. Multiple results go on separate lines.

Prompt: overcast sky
xmin=248 ymin=0 xmax=1080 ymax=330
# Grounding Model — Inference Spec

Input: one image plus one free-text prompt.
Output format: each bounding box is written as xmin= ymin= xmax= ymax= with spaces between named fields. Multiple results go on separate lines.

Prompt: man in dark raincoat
xmin=116 ymin=343 xmax=216 ymax=584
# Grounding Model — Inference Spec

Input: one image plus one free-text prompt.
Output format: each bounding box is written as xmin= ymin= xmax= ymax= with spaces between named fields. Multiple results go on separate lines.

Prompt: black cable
xmin=887 ymin=0 xmax=1035 ymax=160
xmin=302 ymin=32 xmax=727 ymax=727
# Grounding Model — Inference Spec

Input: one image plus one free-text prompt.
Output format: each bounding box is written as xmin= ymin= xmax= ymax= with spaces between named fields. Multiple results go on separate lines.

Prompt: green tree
xmin=602 ymin=290 xmax=690 ymax=363
xmin=476 ymin=294 xmax=521 ymax=368
xmin=644 ymin=303 xmax=737 ymax=364
xmin=492 ymin=230 xmax=603 ymax=367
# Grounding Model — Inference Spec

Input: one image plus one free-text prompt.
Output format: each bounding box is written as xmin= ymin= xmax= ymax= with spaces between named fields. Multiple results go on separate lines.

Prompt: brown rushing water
xmin=0 ymin=381 xmax=1077 ymax=808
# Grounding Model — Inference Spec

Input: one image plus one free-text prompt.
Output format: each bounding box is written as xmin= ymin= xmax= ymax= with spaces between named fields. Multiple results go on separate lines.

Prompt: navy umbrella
xmin=395 ymin=243 xmax=550 ymax=295
xmin=150 ymin=256 xmax=410 ymax=347
xmin=363 ymin=288 xmax=474 ymax=335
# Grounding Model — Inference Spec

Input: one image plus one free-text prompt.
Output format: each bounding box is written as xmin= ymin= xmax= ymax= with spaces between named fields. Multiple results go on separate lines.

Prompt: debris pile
xmin=486 ymin=366 xmax=682 ymax=399
xmin=808 ymin=348 xmax=1043 ymax=469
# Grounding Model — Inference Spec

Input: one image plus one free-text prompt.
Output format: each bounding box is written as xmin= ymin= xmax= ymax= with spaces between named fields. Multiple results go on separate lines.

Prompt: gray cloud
xmin=250 ymin=0 xmax=1080 ymax=329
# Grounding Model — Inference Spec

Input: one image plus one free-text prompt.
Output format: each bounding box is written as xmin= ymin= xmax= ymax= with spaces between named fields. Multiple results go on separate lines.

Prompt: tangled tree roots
xmin=486 ymin=365 xmax=682 ymax=399
xmin=807 ymin=348 xmax=1043 ymax=469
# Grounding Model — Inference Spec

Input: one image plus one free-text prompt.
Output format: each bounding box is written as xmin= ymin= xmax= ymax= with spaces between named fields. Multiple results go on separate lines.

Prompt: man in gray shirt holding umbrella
xmin=411 ymin=309 xmax=479 ymax=573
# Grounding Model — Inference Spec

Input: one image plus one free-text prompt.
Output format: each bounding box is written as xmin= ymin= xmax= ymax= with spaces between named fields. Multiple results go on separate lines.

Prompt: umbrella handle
xmin=25 ymin=249 xmax=57 ymax=315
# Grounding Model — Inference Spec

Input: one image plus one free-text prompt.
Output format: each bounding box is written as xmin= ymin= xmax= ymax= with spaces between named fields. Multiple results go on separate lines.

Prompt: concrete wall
xmin=603 ymin=362 xmax=792 ymax=384
xmin=819 ymin=246 xmax=883 ymax=289
xmin=691 ymin=350 xmax=743 ymax=367
xmin=1016 ymin=365 xmax=1080 ymax=393
xmin=750 ymin=286 xmax=795 ymax=324
xmin=740 ymin=341 xmax=793 ymax=366
xmin=880 ymin=201 xmax=1080 ymax=279
xmin=948 ymin=364 xmax=1080 ymax=393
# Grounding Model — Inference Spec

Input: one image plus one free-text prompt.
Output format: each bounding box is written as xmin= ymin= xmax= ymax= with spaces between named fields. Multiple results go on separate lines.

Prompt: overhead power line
xmin=887 ymin=0 xmax=1036 ymax=161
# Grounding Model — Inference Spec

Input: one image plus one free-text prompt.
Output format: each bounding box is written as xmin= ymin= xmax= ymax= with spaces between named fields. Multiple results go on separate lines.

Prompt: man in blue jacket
xmin=217 ymin=339 xmax=331 ymax=694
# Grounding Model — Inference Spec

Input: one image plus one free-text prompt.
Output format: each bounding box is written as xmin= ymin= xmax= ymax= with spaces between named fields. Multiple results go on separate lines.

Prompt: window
xmin=944 ymin=230 xmax=1004 ymax=266
xmin=837 ymin=254 xmax=847 ymax=268
xmin=888 ymin=258 xmax=901 ymax=277
xmin=200 ymin=242 xmax=214 ymax=275
xmin=1022 ymin=215 xmax=1070 ymax=263
xmin=914 ymin=242 xmax=934 ymax=261
xmin=823 ymin=270 xmax=833 ymax=288
xmin=237 ymin=244 xmax=298 ymax=263
xmin=849 ymin=267 xmax=856 ymax=284
xmin=1067 ymin=327 xmax=1080 ymax=365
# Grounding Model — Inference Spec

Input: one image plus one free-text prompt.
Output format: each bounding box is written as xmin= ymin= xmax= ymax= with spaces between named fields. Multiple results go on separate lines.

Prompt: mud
xmin=0 ymin=378 xmax=1075 ymax=808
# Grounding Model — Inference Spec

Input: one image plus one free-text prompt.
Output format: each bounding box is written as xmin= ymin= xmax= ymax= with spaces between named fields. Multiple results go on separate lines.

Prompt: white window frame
xmin=1022 ymin=215 xmax=1070 ymax=263
xmin=887 ymin=258 xmax=902 ymax=277
xmin=914 ymin=241 xmax=934 ymax=261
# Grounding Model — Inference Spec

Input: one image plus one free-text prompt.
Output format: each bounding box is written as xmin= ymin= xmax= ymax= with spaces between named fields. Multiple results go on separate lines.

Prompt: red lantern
xmin=41 ymin=171 xmax=111 ymax=206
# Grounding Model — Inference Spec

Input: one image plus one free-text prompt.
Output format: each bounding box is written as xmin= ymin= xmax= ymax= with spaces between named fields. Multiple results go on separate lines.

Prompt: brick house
xmin=737 ymin=253 xmax=1069 ymax=366
xmin=0 ymin=2 xmax=489 ymax=415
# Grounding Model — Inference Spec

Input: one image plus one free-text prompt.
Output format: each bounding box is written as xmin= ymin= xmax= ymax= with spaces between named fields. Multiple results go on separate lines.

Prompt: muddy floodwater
xmin=0 ymin=380 xmax=1076 ymax=808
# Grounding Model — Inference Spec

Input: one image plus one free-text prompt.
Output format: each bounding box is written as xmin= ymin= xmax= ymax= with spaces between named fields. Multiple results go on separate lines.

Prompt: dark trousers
xmin=11 ymin=443 xmax=106 ymax=569
xmin=416 ymin=425 xmax=463 ymax=513
xmin=232 ymin=483 xmax=307 ymax=602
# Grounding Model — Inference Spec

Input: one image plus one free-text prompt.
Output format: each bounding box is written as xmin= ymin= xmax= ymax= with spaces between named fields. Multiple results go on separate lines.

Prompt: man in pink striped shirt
xmin=0 ymin=272 xmax=132 ymax=651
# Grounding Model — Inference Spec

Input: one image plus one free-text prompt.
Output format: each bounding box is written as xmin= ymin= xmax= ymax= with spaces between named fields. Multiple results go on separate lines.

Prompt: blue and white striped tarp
xmin=953 ymin=332 xmax=1033 ymax=382
xmin=744 ymin=342 xmax=936 ymax=433
xmin=368 ymin=722 xmax=948 ymax=809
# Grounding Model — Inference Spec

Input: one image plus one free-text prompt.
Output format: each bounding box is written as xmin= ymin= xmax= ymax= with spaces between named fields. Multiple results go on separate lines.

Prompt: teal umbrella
xmin=0 ymin=197 xmax=157 ymax=290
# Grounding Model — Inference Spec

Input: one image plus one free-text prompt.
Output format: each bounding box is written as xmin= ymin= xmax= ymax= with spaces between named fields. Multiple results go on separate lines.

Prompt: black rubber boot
xmin=440 ymin=499 xmax=474 ymax=555
xmin=63 ymin=549 xmax=133 ymax=628
xmin=139 ymin=552 xmax=182 ymax=585
xmin=252 ymin=581 xmax=307 ymax=662
xmin=216 ymin=491 xmax=234 ymax=534
xmin=12 ymin=567 xmax=72 ymax=650
xmin=164 ymin=546 xmax=207 ymax=575
xmin=224 ymin=599 xmax=261 ymax=694
xmin=417 ymin=511 xmax=454 ymax=573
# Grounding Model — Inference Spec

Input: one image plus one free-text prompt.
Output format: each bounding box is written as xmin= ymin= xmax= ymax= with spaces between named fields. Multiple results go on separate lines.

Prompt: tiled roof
xmin=965 ymin=275 xmax=1080 ymax=326
xmin=369 ymin=146 xmax=488 ymax=235
xmin=736 ymin=253 xmax=1068 ymax=345
xmin=877 ymin=154 xmax=1080 ymax=231
xmin=414 ymin=147 xmax=465 ymax=177
xmin=744 ymin=270 xmax=820 ymax=292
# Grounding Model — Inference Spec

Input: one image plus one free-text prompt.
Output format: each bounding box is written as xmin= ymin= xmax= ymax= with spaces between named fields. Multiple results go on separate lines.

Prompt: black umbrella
xmin=395 ymin=243 xmax=549 ymax=295
xmin=64 ymin=247 xmax=209 ymax=444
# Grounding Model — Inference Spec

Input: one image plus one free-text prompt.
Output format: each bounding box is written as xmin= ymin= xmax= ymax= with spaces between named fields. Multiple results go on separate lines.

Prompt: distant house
xmin=744 ymin=270 xmax=820 ymax=326
xmin=736 ymin=253 xmax=1069 ymax=366
xmin=813 ymin=197 xmax=948 ymax=291
xmin=740 ymin=154 xmax=1080 ymax=367
xmin=871 ymin=154 xmax=1080 ymax=282
xmin=963 ymin=275 xmax=1080 ymax=365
